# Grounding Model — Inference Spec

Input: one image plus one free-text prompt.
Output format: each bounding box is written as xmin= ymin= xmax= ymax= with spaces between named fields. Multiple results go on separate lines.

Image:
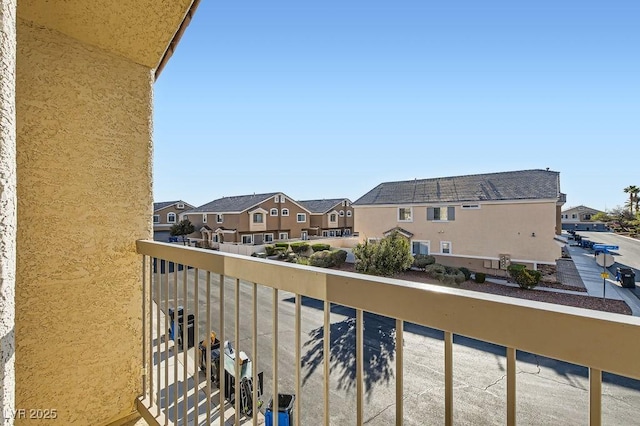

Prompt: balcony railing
xmin=136 ymin=240 xmax=640 ymax=426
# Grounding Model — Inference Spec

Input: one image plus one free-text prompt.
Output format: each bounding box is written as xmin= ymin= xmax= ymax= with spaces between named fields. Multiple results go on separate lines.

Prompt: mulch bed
xmin=333 ymin=264 xmax=632 ymax=316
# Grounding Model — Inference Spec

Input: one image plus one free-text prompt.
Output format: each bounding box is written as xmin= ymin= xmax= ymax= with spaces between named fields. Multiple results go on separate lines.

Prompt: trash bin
xmin=265 ymin=394 xmax=295 ymax=426
xmin=617 ymin=268 xmax=636 ymax=288
xmin=168 ymin=307 xmax=195 ymax=349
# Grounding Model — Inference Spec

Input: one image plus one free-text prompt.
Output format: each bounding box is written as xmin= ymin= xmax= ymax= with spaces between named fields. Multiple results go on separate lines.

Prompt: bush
xmin=290 ymin=242 xmax=310 ymax=255
xmin=412 ymin=254 xmax=436 ymax=270
xmin=426 ymin=264 xmax=465 ymax=286
xmin=311 ymin=243 xmax=331 ymax=252
xmin=353 ymin=231 xmax=413 ymax=277
xmin=507 ymin=264 xmax=541 ymax=289
xmin=425 ymin=264 xmax=447 ymax=281
xmin=264 ymin=245 xmax=276 ymax=256
xmin=459 ymin=267 xmax=472 ymax=281
xmin=296 ymin=257 xmax=310 ymax=266
xmin=474 ymin=272 xmax=486 ymax=283
xmin=330 ymin=249 xmax=348 ymax=267
xmin=309 ymin=250 xmax=334 ymax=268
xmin=275 ymin=242 xmax=290 ymax=250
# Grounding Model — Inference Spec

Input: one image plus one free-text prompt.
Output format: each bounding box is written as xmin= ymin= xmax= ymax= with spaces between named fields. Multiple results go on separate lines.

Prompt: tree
xmin=170 ymin=219 xmax=195 ymax=245
xmin=591 ymin=212 xmax=612 ymax=223
xmin=353 ymin=231 xmax=414 ymax=277
xmin=623 ymin=185 xmax=639 ymax=214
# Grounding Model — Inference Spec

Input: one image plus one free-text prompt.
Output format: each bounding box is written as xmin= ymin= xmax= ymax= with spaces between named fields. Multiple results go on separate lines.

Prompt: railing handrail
xmin=137 ymin=239 xmax=640 ymax=380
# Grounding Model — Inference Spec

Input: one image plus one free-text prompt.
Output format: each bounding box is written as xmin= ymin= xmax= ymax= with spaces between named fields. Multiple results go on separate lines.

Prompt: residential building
xmin=561 ymin=205 xmax=608 ymax=231
xmin=153 ymin=200 xmax=195 ymax=241
xmin=298 ymin=198 xmax=355 ymax=237
xmin=181 ymin=192 xmax=313 ymax=245
xmin=353 ymin=169 xmax=566 ymax=272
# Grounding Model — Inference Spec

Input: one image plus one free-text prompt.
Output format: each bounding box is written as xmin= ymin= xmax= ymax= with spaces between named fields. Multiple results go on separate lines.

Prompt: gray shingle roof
xmin=298 ymin=198 xmax=350 ymax=214
xmin=153 ymin=200 xmax=193 ymax=212
xmin=186 ymin=193 xmax=280 ymax=213
xmin=353 ymin=170 xmax=561 ymax=205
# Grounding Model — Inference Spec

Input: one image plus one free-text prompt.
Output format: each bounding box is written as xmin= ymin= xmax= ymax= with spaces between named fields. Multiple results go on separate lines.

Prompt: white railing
xmin=136 ymin=240 xmax=640 ymax=426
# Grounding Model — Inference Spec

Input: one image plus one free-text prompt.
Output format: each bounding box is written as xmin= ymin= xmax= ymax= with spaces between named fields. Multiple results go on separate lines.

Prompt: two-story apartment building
xmin=561 ymin=205 xmax=608 ymax=231
xmin=153 ymin=200 xmax=195 ymax=241
xmin=353 ymin=169 xmax=566 ymax=273
xmin=298 ymin=198 xmax=355 ymax=237
xmin=181 ymin=192 xmax=313 ymax=245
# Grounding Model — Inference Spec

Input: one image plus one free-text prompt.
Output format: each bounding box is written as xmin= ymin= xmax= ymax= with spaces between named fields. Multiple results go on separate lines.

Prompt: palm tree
xmin=623 ymin=185 xmax=639 ymax=214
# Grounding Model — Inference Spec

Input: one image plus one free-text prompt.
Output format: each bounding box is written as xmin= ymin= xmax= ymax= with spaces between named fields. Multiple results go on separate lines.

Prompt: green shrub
xmin=507 ymin=264 xmax=541 ymax=289
xmin=353 ymin=231 xmax=414 ymax=276
xmin=412 ymin=254 xmax=436 ymax=270
xmin=311 ymin=243 xmax=331 ymax=252
xmin=330 ymin=249 xmax=348 ymax=267
xmin=290 ymin=242 xmax=310 ymax=255
xmin=264 ymin=245 xmax=276 ymax=256
xmin=453 ymin=270 xmax=466 ymax=284
xmin=309 ymin=250 xmax=334 ymax=268
xmin=275 ymin=242 xmax=290 ymax=249
xmin=285 ymin=253 xmax=298 ymax=263
xmin=296 ymin=257 xmax=310 ymax=266
xmin=459 ymin=267 xmax=472 ymax=281
xmin=425 ymin=263 xmax=447 ymax=281
xmin=426 ymin=264 xmax=465 ymax=285
xmin=474 ymin=272 xmax=486 ymax=283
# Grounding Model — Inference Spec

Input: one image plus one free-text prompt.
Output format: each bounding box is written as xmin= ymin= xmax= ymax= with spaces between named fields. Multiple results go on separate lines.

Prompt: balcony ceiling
xmin=18 ymin=0 xmax=194 ymax=69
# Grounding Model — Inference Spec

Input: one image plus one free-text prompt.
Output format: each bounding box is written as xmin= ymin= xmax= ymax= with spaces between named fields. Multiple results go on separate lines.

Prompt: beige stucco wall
xmin=15 ymin=19 xmax=152 ymax=425
xmin=1 ymin=0 xmax=16 ymax=421
xmin=354 ymin=201 xmax=561 ymax=264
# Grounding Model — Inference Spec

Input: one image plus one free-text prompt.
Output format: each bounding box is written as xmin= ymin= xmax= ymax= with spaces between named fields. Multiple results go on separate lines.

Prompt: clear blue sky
xmin=153 ymin=1 xmax=639 ymax=212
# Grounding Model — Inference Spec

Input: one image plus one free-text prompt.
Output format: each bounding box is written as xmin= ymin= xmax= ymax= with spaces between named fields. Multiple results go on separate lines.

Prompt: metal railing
xmin=136 ymin=240 xmax=640 ymax=426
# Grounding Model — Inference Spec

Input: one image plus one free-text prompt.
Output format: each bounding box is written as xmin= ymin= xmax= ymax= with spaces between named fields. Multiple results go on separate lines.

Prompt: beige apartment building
xmin=153 ymin=200 xmax=195 ymax=241
xmin=353 ymin=169 xmax=566 ymax=272
xmin=181 ymin=192 xmax=313 ymax=245
xmin=298 ymin=198 xmax=355 ymax=237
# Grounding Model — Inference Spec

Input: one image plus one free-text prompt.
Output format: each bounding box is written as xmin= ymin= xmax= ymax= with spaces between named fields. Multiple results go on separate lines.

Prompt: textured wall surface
xmin=0 ymin=1 xmax=16 ymax=424
xmin=16 ymin=19 xmax=152 ymax=424
xmin=17 ymin=0 xmax=192 ymax=68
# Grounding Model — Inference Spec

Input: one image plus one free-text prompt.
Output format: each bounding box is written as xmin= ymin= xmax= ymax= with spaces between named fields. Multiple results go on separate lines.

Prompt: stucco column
xmin=0 ymin=0 xmax=16 ymax=424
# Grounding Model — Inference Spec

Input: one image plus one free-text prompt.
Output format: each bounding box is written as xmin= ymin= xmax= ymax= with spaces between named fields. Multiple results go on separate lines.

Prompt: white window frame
xmin=280 ymin=195 xmax=286 ymax=203
xmin=153 ymin=215 xmax=160 ymax=224
xmin=282 ymin=208 xmax=289 ymax=216
xmin=216 ymin=214 xmax=223 ymax=223
xmin=398 ymin=207 xmax=413 ymax=222
xmin=411 ymin=240 xmax=430 ymax=256
xmin=347 ymin=210 xmax=352 ymax=217
xmin=440 ymin=241 xmax=452 ymax=255
xmin=167 ymin=212 xmax=176 ymax=223
xmin=202 ymin=214 xmax=207 ymax=223
xmin=278 ymin=232 xmax=288 ymax=240
xmin=270 ymin=208 xmax=278 ymax=216
xmin=177 ymin=203 xmax=184 ymax=209
xmin=241 ymin=234 xmax=253 ymax=245
xmin=263 ymin=233 xmax=274 ymax=243
xmin=322 ymin=231 xmax=329 ymax=237
xmin=329 ymin=213 xmax=337 ymax=222
xmin=339 ymin=210 xmax=345 ymax=217
xmin=367 ymin=238 xmax=381 ymax=244
xmin=461 ymin=204 xmax=480 ymax=209
xmin=274 ymin=195 xmax=279 ymax=203
xmin=296 ymin=213 xmax=306 ymax=223
xmin=252 ymin=212 xmax=264 ymax=224
xmin=572 ymin=214 xmax=577 ymax=219
xmin=343 ymin=229 xmax=351 ymax=236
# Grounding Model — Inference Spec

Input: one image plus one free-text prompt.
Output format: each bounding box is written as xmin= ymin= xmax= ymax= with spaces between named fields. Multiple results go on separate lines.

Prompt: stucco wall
xmin=354 ymin=201 xmax=561 ymax=264
xmin=0 ymin=0 xmax=16 ymax=422
xmin=16 ymin=20 xmax=152 ymax=425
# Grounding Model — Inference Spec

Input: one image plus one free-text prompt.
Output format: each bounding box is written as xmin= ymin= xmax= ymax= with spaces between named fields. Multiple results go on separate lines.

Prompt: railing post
xmin=444 ymin=331 xmax=453 ymax=426
xmin=590 ymin=368 xmax=602 ymax=426
xmin=356 ymin=309 xmax=364 ymax=426
xmin=396 ymin=319 xmax=404 ymax=425
xmin=173 ymin=266 xmax=179 ymax=425
xmin=273 ymin=288 xmax=279 ymax=426
xmin=155 ymin=262 xmax=161 ymax=417
xmin=324 ymin=300 xmax=330 ymax=426
xmin=182 ymin=267 xmax=188 ymax=424
xmin=234 ymin=278 xmax=240 ymax=426
xmin=164 ymin=266 xmax=169 ymax=426
xmin=206 ymin=272 xmax=212 ymax=426
xmin=219 ymin=274 xmax=225 ymax=426
xmin=295 ymin=294 xmax=302 ymax=426
xmin=507 ymin=347 xmax=516 ymax=426
xmin=142 ymin=256 xmax=147 ymax=397
xmin=252 ymin=282 xmax=258 ymax=426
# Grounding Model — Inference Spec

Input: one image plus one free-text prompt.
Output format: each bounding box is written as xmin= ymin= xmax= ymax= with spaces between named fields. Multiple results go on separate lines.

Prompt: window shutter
xmin=448 ymin=206 xmax=455 ymax=221
xmin=427 ymin=208 xmax=434 ymax=220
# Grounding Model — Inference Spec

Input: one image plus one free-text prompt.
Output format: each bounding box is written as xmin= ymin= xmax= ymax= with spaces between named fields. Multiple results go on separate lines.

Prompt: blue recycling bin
xmin=265 ymin=394 xmax=295 ymax=426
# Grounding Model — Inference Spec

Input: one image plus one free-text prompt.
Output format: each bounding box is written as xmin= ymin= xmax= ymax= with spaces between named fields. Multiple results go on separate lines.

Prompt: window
xmin=347 ymin=210 xmax=352 ymax=217
xmin=339 ymin=210 xmax=345 ymax=217
xmin=282 ymin=209 xmax=289 ymax=216
xmin=202 ymin=214 xmax=207 ymax=223
xmin=279 ymin=232 xmax=288 ymax=240
xmin=398 ymin=207 xmax=412 ymax=222
xmin=342 ymin=201 xmax=346 ymax=206
xmin=343 ymin=229 xmax=351 ymax=236
xmin=322 ymin=231 xmax=329 ymax=237
xmin=270 ymin=208 xmax=278 ymax=216
xmin=241 ymin=235 xmax=253 ymax=244
xmin=280 ymin=195 xmax=286 ymax=203
xmin=367 ymin=238 xmax=381 ymax=244
xmin=461 ymin=204 xmax=480 ymax=209
xmin=177 ymin=203 xmax=184 ymax=209
xmin=253 ymin=212 xmax=264 ymax=223
xmin=584 ymin=214 xmax=591 ymax=220
xmin=297 ymin=213 xmax=306 ymax=222
xmin=572 ymin=214 xmax=577 ymax=219
xmin=330 ymin=213 xmax=337 ymax=222
xmin=264 ymin=233 xmax=274 ymax=243
xmin=412 ymin=241 xmax=430 ymax=255
xmin=153 ymin=215 xmax=160 ymax=224
xmin=274 ymin=195 xmax=279 ymax=203
xmin=427 ymin=207 xmax=455 ymax=221
xmin=216 ymin=214 xmax=223 ymax=223
xmin=167 ymin=212 xmax=176 ymax=223
xmin=441 ymin=241 xmax=452 ymax=254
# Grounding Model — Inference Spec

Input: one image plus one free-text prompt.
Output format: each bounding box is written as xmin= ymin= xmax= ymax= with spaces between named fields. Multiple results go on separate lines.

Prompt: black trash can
xmin=168 ymin=307 xmax=195 ymax=349
xmin=617 ymin=268 xmax=636 ymax=288
xmin=265 ymin=394 xmax=295 ymax=426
